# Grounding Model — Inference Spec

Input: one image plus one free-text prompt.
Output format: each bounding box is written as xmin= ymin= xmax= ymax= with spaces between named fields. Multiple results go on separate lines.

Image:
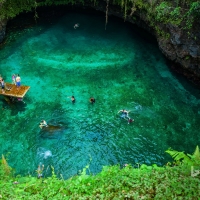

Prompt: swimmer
xmin=74 ymin=23 xmax=80 ymax=29
xmin=89 ymin=97 xmax=95 ymax=104
xmin=118 ymin=109 xmax=130 ymax=119
xmin=39 ymin=120 xmax=48 ymax=129
xmin=68 ymin=96 xmax=76 ymax=104
xmin=127 ymin=117 xmax=134 ymax=124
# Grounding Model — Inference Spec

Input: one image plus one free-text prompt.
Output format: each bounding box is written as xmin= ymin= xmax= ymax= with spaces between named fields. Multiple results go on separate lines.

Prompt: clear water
xmin=0 ymin=11 xmax=200 ymax=179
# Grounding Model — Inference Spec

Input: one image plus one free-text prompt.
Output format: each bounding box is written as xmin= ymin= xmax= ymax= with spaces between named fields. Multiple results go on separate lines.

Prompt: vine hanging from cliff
xmin=34 ymin=1 xmax=39 ymax=22
xmin=124 ymin=0 xmax=127 ymax=21
xmin=105 ymin=0 xmax=109 ymax=30
xmin=129 ymin=2 xmax=136 ymax=17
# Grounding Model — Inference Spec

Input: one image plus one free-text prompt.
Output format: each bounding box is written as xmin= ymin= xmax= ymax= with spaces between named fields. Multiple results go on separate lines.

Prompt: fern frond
xmin=165 ymin=148 xmax=192 ymax=165
xmin=193 ymin=145 xmax=200 ymax=160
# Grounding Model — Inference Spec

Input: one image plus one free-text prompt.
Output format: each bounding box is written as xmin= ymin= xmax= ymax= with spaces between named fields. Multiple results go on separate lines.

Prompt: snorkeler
xmin=118 ymin=109 xmax=130 ymax=119
xmin=74 ymin=23 xmax=80 ymax=29
xmin=89 ymin=97 xmax=95 ymax=104
xmin=39 ymin=120 xmax=48 ymax=129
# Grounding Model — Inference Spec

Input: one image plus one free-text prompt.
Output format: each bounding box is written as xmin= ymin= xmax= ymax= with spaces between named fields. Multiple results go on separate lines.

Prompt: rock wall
xmin=158 ymin=23 xmax=200 ymax=84
xmin=0 ymin=0 xmax=7 ymax=44
xmin=0 ymin=19 xmax=7 ymax=43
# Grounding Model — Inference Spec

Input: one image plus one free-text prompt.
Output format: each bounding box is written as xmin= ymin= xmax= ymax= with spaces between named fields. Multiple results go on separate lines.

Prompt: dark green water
xmin=0 ymin=11 xmax=200 ymax=179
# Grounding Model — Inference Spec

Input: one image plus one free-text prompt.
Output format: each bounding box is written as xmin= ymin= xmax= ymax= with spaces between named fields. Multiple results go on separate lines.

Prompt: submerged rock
xmin=40 ymin=124 xmax=65 ymax=139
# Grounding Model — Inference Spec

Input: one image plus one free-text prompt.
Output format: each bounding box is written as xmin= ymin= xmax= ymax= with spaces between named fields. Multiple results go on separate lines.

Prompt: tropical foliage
xmin=0 ymin=0 xmax=199 ymax=29
xmin=1 ymin=147 xmax=200 ymax=199
xmin=166 ymin=145 xmax=200 ymax=166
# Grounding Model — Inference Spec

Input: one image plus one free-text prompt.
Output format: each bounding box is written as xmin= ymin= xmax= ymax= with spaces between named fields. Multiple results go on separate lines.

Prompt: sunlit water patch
xmin=0 ymin=11 xmax=200 ymax=179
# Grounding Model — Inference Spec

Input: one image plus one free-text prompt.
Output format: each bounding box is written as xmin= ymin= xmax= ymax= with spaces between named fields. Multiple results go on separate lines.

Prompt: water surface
xmin=0 ymin=11 xmax=200 ymax=179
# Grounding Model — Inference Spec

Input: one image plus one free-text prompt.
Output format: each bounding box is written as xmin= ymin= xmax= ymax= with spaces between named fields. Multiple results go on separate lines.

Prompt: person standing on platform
xmin=0 ymin=79 xmax=5 ymax=94
xmin=16 ymin=74 xmax=21 ymax=89
xmin=12 ymin=74 xmax=16 ymax=84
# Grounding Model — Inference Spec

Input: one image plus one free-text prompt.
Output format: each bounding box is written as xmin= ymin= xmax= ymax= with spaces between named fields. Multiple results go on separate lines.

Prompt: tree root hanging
xmin=130 ymin=3 xmax=136 ymax=17
xmin=105 ymin=0 xmax=109 ymax=30
xmin=34 ymin=1 xmax=39 ymax=23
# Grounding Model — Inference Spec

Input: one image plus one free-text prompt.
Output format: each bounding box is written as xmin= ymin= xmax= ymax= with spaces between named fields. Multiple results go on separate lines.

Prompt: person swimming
xmin=67 ymin=95 xmax=76 ymax=104
xmin=89 ymin=97 xmax=95 ymax=104
xmin=74 ymin=23 xmax=80 ymax=29
xmin=118 ymin=109 xmax=130 ymax=119
xmin=127 ymin=117 xmax=134 ymax=124
xmin=39 ymin=120 xmax=48 ymax=129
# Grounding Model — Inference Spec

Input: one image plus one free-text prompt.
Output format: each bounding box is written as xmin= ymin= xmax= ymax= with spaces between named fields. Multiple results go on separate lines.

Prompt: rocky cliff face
xmin=0 ymin=19 xmax=7 ymax=44
xmin=0 ymin=1 xmax=7 ymax=44
xmin=158 ymin=23 xmax=200 ymax=84
xmin=0 ymin=2 xmax=199 ymax=85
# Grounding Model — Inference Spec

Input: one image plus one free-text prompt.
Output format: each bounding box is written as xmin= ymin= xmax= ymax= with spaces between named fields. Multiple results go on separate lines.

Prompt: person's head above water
xmin=90 ymin=97 xmax=95 ymax=103
xmin=74 ymin=23 xmax=80 ymax=29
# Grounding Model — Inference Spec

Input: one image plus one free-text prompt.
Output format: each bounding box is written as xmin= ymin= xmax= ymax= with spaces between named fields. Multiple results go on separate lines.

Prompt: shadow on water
xmin=166 ymin=61 xmax=200 ymax=99
xmin=39 ymin=122 xmax=66 ymax=139
xmin=1 ymin=96 xmax=27 ymax=115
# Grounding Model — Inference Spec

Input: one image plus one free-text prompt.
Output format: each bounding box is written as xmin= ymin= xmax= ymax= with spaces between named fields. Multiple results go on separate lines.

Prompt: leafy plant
xmin=0 ymin=150 xmax=200 ymax=199
xmin=185 ymin=1 xmax=200 ymax=29
xmin=165 ymin=145 xmax=200 ymax=166
xmin=1 ymin=154 xmax=12 ymax=177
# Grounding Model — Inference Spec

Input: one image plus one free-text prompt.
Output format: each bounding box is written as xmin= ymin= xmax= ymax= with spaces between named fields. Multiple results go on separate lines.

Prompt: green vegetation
xmin=0 ymin=0 xmax=200 ymax=33
xmin=166 ymin=145 xmax=200 ymax=166
xmin=1 ymin=147 xmax=200 ymax=199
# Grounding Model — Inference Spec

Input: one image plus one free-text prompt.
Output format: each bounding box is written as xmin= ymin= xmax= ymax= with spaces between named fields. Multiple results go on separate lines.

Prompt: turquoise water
xmin=0 ymin=11 xmax=200 ymax=179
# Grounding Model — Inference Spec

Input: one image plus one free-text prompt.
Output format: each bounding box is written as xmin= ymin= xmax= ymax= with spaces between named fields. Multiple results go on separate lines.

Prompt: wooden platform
xmin=0 ymin=83 xmax=30 ymax=98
